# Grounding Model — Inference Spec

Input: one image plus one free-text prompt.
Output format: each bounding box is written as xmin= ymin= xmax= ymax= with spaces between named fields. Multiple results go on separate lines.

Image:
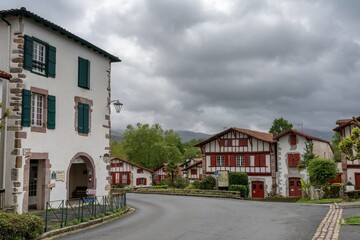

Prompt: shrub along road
xmin=56 ymin=193 xmax=328 ymax=240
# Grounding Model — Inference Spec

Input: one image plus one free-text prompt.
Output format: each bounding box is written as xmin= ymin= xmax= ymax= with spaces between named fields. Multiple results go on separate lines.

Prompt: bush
xmin=199 ymin=176 xmax=216 ymax=190
xmin=192 ymin=180 xmax=201 ymax=189
xmin=324 ymin=183 xmax=344 ymax=198
xmin=308 ymin=158 xmax=337 ymax=186
xmin=229 ymin=172 xmax=249 ymax=186
xmin=229 ymin=184 xmax=249 ymax=198
xmin=0 ymin=213 xmax=44 ymax=240
xmin=174 ymin=176 xmax=189 ymax=189
xmin=347 ymin=190 xmax=360 ymax=199
xmin=152 ymin=185 xmax=169 ymax=189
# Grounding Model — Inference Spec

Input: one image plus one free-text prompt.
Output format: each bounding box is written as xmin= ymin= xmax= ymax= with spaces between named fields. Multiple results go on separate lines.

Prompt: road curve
xmin=56 ymin=193 xmax=328 ymax=240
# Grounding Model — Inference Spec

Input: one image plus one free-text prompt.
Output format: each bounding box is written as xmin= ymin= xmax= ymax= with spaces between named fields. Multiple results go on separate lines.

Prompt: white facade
xmin=110 ymin=158 xmax=153 ymax=188
xmin=0 ymin=9 xmax=120 ymax=212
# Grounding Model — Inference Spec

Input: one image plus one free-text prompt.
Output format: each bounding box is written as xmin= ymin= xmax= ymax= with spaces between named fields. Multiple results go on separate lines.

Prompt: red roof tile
xmin=273 ymin=129 xmax=329 ymax=143
xmin=333 ymin=117 xmax=360 ymax=132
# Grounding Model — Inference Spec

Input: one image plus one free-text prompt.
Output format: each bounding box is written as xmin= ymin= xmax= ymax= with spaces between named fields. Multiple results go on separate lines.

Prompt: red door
xmin=355 ymin=173 xmax=360 ymax=190
xmin=289 ymin=178 xmax=302 ymax=197
xmin=252 ymin=181 xmax=265 ymax=198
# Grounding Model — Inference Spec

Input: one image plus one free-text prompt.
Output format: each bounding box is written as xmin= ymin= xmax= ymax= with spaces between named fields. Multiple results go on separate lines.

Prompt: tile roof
xmin=111 ymin=157 xmax=154 ymax=173
xmin=333 ymin=117 xmax=360 ymax=132
xmin=195 ymin=127 xmax=275 ymax=147
xmin=273 ymin=129 xmax=329 ymax=143
xmin=0 ymin=8 xmax=120 ymax=62
xmin=0 ymin=70 xmax=12 ymax=79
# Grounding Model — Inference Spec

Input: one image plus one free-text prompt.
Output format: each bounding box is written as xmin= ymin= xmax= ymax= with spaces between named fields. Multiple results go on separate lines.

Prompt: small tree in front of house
xmin=339 ymin=127 xmax=360 ymax=161
xmin=299 ymin=142 xmax=316 ymax=169
xmin=307 ymin=158 xmax=337 ymax=191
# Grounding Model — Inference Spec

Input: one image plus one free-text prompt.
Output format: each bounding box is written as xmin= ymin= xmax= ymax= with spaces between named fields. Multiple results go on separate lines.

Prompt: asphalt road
xmin=56 ymin=193 xmax=328 ymax=240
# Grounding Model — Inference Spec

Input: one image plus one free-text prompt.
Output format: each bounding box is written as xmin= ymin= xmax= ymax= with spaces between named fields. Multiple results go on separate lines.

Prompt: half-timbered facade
xmin=334 ymin=117 xmax=360 ymax=189
xmin=274 ymin=129 xmax=334 ymax=197
xmin=153 ymin=164 xmax=168 ymax=185
xmin=182 ymin=160 xmax=203 ymax=182
xmin=110 ymin=158 xmax=153 ymax=188
xmin=196 ymin=128 xmax=276 ymax=198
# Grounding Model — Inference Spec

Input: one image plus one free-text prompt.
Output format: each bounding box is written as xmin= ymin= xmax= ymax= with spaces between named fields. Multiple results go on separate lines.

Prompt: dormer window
xmin=290 ymin=135 xmax=297 ymax=145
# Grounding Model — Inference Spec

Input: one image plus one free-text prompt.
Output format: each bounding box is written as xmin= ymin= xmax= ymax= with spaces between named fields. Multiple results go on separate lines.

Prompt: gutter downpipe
xmin=0 ymin=15 xmax=11 ymax=192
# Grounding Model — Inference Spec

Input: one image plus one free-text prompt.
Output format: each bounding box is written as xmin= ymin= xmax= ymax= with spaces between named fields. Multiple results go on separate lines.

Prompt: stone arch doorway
xmin=67 ymin=153 xmax=96 ymax=199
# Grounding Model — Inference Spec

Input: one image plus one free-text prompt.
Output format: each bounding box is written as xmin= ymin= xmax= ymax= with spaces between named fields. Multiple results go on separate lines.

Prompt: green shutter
xmin=47 ymin=45 xmax=56 ymax=78
xmin=83 ymin=104 xmax=89 ymax=133
xmin=47 ymin=95 xmax=56 ymax=129
xmin=21 ymin=89 xmax=31 ymax=127
xmin=78 ymin=103 xmax=84 ymax=133
xmin=24 ymin=35 xmax=33 ymax=70
xmin=78 ymin=57 xmax=90 ymax=89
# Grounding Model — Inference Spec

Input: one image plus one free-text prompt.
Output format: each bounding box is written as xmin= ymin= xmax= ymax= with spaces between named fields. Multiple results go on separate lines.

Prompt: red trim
xmin=346 ymin=165 xmax=360 ymax=168
xmin=206 ymin=171 xmax=271 ymax=176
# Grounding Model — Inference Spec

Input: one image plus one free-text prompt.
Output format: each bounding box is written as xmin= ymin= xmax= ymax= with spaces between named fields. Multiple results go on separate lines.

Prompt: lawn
xmin=297 ymin=198 xmax=343 ymax=204
xmin=342 ymin=216 xmax=360 ymax=225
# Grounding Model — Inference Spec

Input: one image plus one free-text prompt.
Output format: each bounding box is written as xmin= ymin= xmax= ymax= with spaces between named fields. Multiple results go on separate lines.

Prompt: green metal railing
xmin=44 ymin=192 xmax=126 ymax=232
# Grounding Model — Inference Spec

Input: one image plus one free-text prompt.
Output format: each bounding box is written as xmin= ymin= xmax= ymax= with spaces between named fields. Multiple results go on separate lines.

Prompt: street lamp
xmin=109 ymin=100 xmax=123 ymax=113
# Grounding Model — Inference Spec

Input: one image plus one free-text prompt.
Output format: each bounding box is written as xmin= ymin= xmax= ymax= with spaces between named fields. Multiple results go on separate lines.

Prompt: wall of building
xmin=313 ymin=140 xmax=334 ymax=159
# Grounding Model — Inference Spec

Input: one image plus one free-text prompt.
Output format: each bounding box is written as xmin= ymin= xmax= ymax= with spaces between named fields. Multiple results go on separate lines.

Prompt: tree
xmin=307 ymin=158 xmax=337 ymax=187
xmin=182 ymin=139 xmax=202 ymax=159
xmin=165 ymin=160 xmax=179 ymax=187
xmin=331 ymin=132 xmax=341 ymax=162
xmin=269 ymin=117 xmax=293 ymax=135
xmin=339 ymin=127 xmax=360 ymax=161
xmin=299 ymin=142 xmax=316 ymax=169
xmin=110 ymin=141 xmax=126 ymax=159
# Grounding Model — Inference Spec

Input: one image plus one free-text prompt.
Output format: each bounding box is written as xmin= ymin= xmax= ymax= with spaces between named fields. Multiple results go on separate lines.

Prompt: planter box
xmin=346 ymin=185 xmax=355 ymax=192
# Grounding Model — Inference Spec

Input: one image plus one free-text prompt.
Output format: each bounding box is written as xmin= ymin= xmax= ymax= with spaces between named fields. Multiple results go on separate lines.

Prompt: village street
xmin=57 ymin=193 xmax=328 ymax=240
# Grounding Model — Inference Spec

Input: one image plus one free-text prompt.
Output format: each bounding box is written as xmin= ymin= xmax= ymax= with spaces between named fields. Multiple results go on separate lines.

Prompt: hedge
xmin=199 ymin=176 xmax=216 ymax=190
xmin=229 ymin=172 xmax=248 ymax=186
xmin=0 ymin=212 xmax=44 ymax=240
xmin=229 ymin=184 xmax=249 ymax=198
xmin=323 ymin=183 xmax=343 ymax=198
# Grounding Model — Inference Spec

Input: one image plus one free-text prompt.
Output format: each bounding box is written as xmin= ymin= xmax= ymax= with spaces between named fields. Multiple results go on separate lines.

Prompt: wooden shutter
xmin=211 ymin=155 xmax=216 ymax=166
xmin=47 ymin=95 xmax=56 ymax=129
xmin=287 ymin=154 xmax=293 ymax=167
xmin=290 ymin=135 xmax=297 ymax=145
xmin=144 ymin=178 xmax=147 ymax=185
xmin=136 ymin=178 xmax=139 ymax=185
xmin=239 ymin=138 xmax=248 ymax=147
xmin=83 ymin=104 xmax=89 ymax=133
xmin=78 ymin=103 xmax=84 ymax=133
xmin=47 ymin=45 xmax=56 ymax=78
xmin=78 ymin=57 xmax=90 ymax=89
xmin=294 ymin=154 xmax=300 ymax=167
xmin=21 ymin=89 xmax=31 ymax=127
xmin=24 ymin=35 xmax=33 ymax=70
xmin=245 ymin=154 xmax=250 ymax=166
xmin=260 ymin=154 xmax=266 ymax=167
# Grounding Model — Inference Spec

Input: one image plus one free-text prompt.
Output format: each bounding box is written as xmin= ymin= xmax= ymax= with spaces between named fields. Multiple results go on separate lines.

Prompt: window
xmin=78 ymin=57 xmax=90 ymax=89
xmin=31 ymin=93 xmax=44 ymax=126
xmin=21 ymin=89 xmax=56 ymax=130
xmin=122 ymin=173 xmax=128 ymax=184
xmin=216 ymin=156 xmax=225 ymax=166
xmin=136 ymin=178 xmax=147 ymax=185
xmin=191 ymin=169 xmax=197 ymax=175
xmin=78 ymin=103 xmax=90 ymax=134
xmin=288 ymin=153 xmax=300 ymax=167
xmin=137 ymin=168 xmax=144 ymax=174
xmin=220 ymin=139 xmax=232 ymax=147
xmin=24 ymin=35 xmax=56 ymax=77
xmin=236 ymin=156 xmax=245 ymax=166
xmin=290 ymin=135 xmax=297 ymax=145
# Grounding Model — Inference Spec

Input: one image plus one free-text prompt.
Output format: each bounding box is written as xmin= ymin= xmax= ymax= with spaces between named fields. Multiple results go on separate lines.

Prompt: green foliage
xmin=346 ymin=191 xmax=360 ymax=199
xmin=122 ymin=123 xmax=182 ymax=169
xmin=199 ymin=176 xmax=216 ymax=190
xmin=343 ymin=216 xmax=360 ymax=225
xmin=192 ymin=180 xmax=201 ymax=189
xmin=182 ymin=139 xmax=203 ymax=159
xmin=173 ymin=176 xmax=189 ymax=189
xmin=323 ymin=183 xmax=344 ymax=198
xmin=229 ymin=172 xmax=248 ymax=186
xmin=299 ymin=142 xmax=316 ymax=169
xmin=300 ymin=179 xmax=311 ymax=198
xmin=307 ymin=158 xmax=337 ymax=186
xmin=152 ymin=185 xmax=169 ymax=189
xmin=297 ymin=198 xmax=343 ymax=204
xmin=0 ymin=213 xmax=44 ymax=240
xmin=331 ymin=132 xmax=341 ymax=162
xmin=165 ymin=161 xmax=179 ymax=187
xmin=269 ymin=117 xmax=293 ymax=135
xmin=339 ymin=127 xmax=360 ymax=161
xmin=229 ymin=184 xmax=249 ymax=197
xmin=110 ymin=141 xmax=126 ymax=159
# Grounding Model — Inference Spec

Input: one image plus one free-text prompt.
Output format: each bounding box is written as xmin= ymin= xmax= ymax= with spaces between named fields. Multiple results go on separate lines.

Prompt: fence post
xmin=78 ymin=199 xmax=81 ymax=223
xmin=65 ymin=200 xmax=68 ymax=226
xmin=104 ymin=196 xmax=107 ymax=213
xmin=124 ymin=193 xmax=126 ymax=206
xmin=81 ymin=198 xmax=84 ymax=222
xmin=60 ymin=200 xmax=64 ymax=228
xmin=44 ymin=202 xmax=49 ymax=232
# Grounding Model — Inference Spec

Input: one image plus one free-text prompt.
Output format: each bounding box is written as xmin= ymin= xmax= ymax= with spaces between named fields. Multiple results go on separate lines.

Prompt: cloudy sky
xmin=2 ymin=0 xmax=360 ymax=134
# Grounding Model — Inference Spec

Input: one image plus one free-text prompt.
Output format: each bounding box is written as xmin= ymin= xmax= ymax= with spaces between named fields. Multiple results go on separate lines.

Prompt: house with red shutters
xmin=182 ymin=160 xmax=203 ymax=182
xmin=334 ymin=117 xmax=360 ymax=189
xmin=110 ymin=158 xmax=153 ymax=188
xmin=274 ymin=129 xmax=334 ymax=197
xmin=153 ymin=163 xmax=168 ymax=185
xmin=195 ymin=128 xmax=277 ymax=198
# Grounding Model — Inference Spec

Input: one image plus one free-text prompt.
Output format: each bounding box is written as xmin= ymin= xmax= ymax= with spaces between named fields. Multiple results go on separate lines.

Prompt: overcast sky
xmin=2 ymin=0 xmax=360 ymax=134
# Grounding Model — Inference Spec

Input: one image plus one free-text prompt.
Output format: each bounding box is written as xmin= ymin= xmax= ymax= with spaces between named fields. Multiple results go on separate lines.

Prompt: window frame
xmin=74 ymin=97 xmax=93 ymax=136
xmin=216 ymin=155 xmax=225 ymax=166
xmin=236 ymin=155 xmax=246 ymax=166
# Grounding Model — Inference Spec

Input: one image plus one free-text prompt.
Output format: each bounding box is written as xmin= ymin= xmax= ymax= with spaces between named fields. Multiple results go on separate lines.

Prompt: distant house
xmin=110 ymin=158 xmax=153 ymax=188
xmin=153 ymin=163 xmax=168 ymax=185
xmin=195 ymin=128 xmax=277 ymax=198
xmin=0 ymin=8 xmax=120 ymax=213
xmin=182 ymin=160 xmax=203 ymax=182
xmin=179 ymin=158 xmax=202 ymax=170
xmin=334 ymin=117 xmax=360 ymax=189
xmin=274 ymin=129 xmax=334 ymax=197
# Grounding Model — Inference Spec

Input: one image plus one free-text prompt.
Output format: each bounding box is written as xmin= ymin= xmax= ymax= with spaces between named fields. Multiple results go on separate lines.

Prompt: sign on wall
xmin=55 ymin=171 xmax=65 ymax=182
xmin=218 ymin=170 xmax=229 ymax=187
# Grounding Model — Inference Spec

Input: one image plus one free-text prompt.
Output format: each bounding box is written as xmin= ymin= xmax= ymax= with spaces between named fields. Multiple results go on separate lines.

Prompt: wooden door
xmin=252 ymin=181 xmax=265 ymax=198
xmin=289 ymin=178 xmax=302 ymax=197
xmin=355 ymin=173 xmax=360 ymax=190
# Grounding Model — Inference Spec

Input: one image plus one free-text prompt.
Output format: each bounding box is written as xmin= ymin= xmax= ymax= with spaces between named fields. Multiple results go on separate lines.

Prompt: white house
xmin=334 ymin=117 xmax=360 ymax=189
xmin=0 ymin=8 xmax=120 ymax=212
xmin=110 ymin=158 xmax=153 ymax=188
xmin=182 ymin=160 xmax=203 ymax=183
xmin=274 ymin=129 xmax=334 ymax=197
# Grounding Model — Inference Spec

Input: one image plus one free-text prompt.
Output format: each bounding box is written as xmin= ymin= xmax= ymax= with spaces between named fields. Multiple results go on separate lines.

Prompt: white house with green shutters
xmin=0 ymin=8 xmax=120 ymax=213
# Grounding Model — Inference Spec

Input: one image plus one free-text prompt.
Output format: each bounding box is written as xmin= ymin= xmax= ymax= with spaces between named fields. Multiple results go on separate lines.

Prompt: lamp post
xmin=109 ymin=100 xmax=123 ymax=113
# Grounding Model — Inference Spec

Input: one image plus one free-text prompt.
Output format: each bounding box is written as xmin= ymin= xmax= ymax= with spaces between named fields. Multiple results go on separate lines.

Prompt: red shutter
xmin=127 ymin=173 xmax=130 ymax=184
xmin=230 ymin=155 xmax=236 ymax=166
xmin=288 ymin=154 xmax=293 ymax=167
xmin=211 ymin=155 xmax=216 ymax=166
xmin=144 ymin=178 xmax=147 ymax=185
xmin=260 ymin=154 xmax=266 ymax=167
xmin=239 ymin=138 xmax=248 ymax=147
xmin=255 ymin=155 xmax=260 ymax=167
xmin=136 ymin=178 xmax=139 ymax=185
xmin=290 ymin=135 xmax=297 ymax=145
xmin=294 ymin=154 xmax=300 ymax=167
xmin=245 ymin=154 xmax=250 ymax=166
xmin=111 ymin=173 xmax=115 ymax=184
